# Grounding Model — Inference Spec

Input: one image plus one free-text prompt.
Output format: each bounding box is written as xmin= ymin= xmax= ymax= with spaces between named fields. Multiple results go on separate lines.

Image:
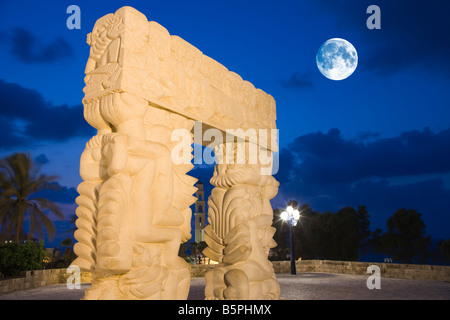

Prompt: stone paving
xmin=0 ymin=272 xmax=449 ymax=300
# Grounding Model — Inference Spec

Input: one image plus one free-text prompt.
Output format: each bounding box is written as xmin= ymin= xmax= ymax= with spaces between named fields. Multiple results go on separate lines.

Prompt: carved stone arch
xmin=73 ymin=6 xmax=279 ymax=300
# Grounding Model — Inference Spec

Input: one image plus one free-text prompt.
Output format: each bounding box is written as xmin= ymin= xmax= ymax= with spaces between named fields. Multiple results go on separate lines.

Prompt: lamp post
xmin=280 ymin=205 xmax=300 ymax=275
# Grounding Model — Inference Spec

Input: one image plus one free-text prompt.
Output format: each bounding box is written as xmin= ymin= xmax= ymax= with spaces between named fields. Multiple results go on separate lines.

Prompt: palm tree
xmin=61 ymin=238 xmax=73 ymax=251
xmin=189 ymin=241 xmax=208 ymax=264
xmin=61 ymin=238 xmax=75 ymax=264
xmin=0 ymin=152 xmax=64 ymax=243
xmin=65 ymin=214 xmax=78 ymax=234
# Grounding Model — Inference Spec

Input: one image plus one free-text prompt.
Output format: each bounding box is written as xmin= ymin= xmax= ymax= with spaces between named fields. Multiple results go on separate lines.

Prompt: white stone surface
xmin=72 ymin=6 xmax=279 ymax=300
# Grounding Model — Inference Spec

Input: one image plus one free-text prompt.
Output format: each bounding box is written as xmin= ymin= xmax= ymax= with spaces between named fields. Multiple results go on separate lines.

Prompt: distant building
xmin=44 ymin=248 xmax=63 ymax=263
xmin=194 ymin=181 xmax=206 ymax=243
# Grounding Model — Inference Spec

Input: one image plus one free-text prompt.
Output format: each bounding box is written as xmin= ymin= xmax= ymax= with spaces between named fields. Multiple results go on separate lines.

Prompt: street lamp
xmin=280 ymin=205 xmax=300 ymax=275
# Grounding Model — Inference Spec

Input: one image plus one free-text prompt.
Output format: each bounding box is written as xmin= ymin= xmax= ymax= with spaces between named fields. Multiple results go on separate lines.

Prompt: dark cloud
xmin=32 ymin=182 xmax=78 ymax=204
xmin=280 ymin=72 xmax=314 ymax=89
xmin=0 ymin=79 xmax=46 ymax=119
xmin=35 ymin=153 xmax=49 ymax=165
xmin=24 ymin=103 xmax=93 ymax=141
xmin=279 ymin=127 xmax=450 ymax=185
xmin=355 ymin=131 xmax=381 ymax=142
xmin=0 ymin=116 xmax=27 ymax=148
xmin=274 ymin=175 xmax=450 ymax=238
xmin=273 ymin=127 xmax=450 ymax=238
xmin=0 ymin=79 xmax=94 ymax=149
xmin=10 ymin=28 xmax=73 ymax=64
xmin=314 ymin=0 xmax=450 ymax=75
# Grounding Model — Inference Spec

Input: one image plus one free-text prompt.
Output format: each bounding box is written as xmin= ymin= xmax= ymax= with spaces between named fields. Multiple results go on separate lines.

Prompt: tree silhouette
xmin=61 ymin=238 xmax=73 ymax=252
xmin=61 ymin=238 xmax=75 ymax=265
xmin=189 ymin=241 xmax=208 ymax=263
xmin=272 ymin=204 xmax=372 ymax=261
xmin=376 ymin=208 xmax=431 ymax=263
xmin=0 ymin=153 xmax=64 ymax=243
xmin=438 ymin=239 xmax=450 ymax=264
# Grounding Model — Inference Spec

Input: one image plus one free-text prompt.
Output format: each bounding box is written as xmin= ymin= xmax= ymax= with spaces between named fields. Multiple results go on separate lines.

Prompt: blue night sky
xmin=0 ymin=0 xmax=449 ymax=247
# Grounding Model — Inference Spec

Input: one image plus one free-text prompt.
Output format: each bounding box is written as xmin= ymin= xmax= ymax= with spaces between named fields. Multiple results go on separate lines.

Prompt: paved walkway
xmin=0 ymin=272 xmax=449 ymax=300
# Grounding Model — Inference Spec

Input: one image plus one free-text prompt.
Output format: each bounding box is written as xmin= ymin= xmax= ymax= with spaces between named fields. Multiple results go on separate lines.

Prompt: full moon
xmin=316 ymin=38 xmax=358 ymax=81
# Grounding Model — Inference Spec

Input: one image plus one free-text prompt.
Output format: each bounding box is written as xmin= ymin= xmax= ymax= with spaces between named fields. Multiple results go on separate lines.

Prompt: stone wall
xmin=1 ymin=260 xmax=449 ymax=295
xmin=0 ymin=269 xmax=92 ymax=295
xmin=272 ymin=260 xmax=450 ymax=282
xmin=191 ymin=260 xmax=450 ymax=281
xmin=0 ymin=267 xmax=214 ymax=295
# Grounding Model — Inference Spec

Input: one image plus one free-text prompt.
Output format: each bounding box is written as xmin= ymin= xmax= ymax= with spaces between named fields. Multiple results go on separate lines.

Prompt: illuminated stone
xmin=72 ymin=6 xmax=279 ymax=300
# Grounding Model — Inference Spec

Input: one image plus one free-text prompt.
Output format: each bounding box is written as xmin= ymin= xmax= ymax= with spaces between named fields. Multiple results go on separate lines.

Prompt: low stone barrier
xmin=1 ymin=260 xmax=448 ymax=295
xmin=0 ymin=269 xmax=92 ymax=295
xmin=272 ymin=260 xmax=450 ymax=282
xmin=0 ymin=266 xmax=214 ymax=295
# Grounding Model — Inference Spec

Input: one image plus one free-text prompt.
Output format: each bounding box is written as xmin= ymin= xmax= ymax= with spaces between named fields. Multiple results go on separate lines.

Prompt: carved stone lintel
xmin=82 ymin=6 xmax=277 ymax=152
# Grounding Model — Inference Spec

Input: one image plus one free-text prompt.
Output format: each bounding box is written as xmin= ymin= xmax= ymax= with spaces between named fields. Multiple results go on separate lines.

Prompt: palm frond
xmin=0 ymin=152 xmax=64 ymax=243
xmin=26 ymin=174 xmax=60 ymax=195
xmin=30 ymin=203 xmax=56 ymax=241
xmin=31 ymin=197 xmax=64 ymax=219
xmin=13 ymin=200 xmax=29 ymax=242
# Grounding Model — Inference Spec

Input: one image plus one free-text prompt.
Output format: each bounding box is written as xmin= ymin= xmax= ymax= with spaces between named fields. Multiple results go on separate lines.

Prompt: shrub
xmin=0 ymin=241 xmax=45 ymax=277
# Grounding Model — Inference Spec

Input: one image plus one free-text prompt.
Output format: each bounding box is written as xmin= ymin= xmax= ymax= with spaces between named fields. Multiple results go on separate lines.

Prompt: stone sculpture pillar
xmin=73 ymin=93 xmax=196 ymax=300
xmin=72 ymin=6 xmax=279 ymax=300
xmin=72 ymin=8 xmax=196 ymax=299
xmin=202 ymin=141 xmax=281 ymax=300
